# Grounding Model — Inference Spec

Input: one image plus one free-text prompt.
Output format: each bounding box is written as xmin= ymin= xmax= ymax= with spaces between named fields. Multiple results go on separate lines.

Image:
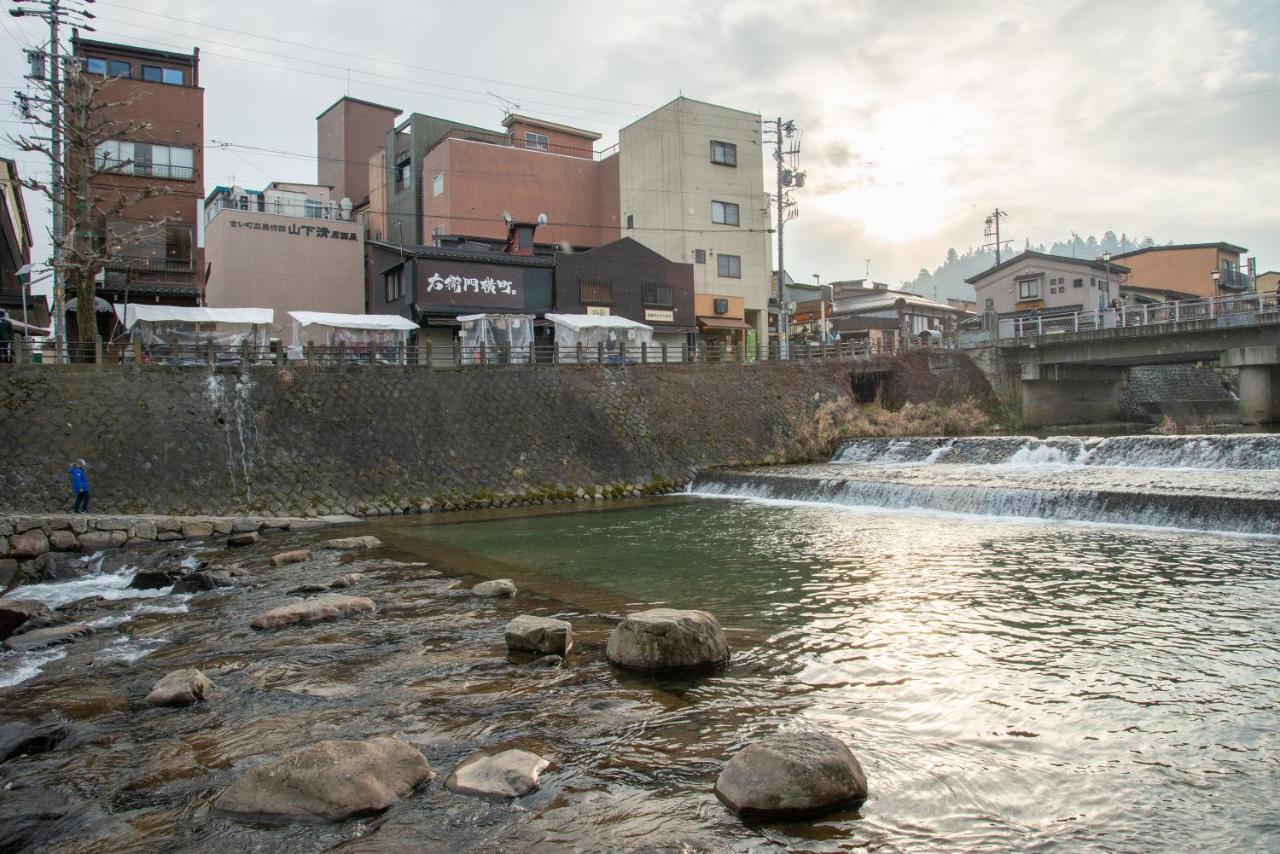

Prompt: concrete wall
xmin=1022 ymin=377 xmax=1125 ymax=428
xmin=0 ymin=362 xmax=859 ymax=517
xmin=619 ymin=98 xmax=771 ymax=343
xmin=316 ymin=97 xmax=400 ymax=207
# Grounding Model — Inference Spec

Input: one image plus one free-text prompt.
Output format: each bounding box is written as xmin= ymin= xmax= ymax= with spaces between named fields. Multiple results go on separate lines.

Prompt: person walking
xmin=69 ymin=459 xmax=90 ymax=514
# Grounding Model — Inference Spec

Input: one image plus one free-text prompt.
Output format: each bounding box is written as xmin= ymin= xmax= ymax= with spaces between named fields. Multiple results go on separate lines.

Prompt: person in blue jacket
xmin=69 ymin=459 xmax=90 ymax=514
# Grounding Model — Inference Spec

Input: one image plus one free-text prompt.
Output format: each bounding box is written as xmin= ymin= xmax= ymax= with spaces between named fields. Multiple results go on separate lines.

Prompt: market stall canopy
xmin=288 ymin=311 xmax=419 ymax=331
xmin=544 ymin=313 xmax=653 ymax=333
xmin=3 ymin=317 xmax=50 ymax=336
xmin=114 ymin=305 xmax=274 ymax=330
xmin=65 ymin=296 xmax=114 ymax=313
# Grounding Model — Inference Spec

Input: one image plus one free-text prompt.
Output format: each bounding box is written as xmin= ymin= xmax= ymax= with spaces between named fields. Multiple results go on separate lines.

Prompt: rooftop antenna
xmin=487 ymin=91 xmax=520 ymax=120
xmin=865 ymin=258 xmax=871 ymax=279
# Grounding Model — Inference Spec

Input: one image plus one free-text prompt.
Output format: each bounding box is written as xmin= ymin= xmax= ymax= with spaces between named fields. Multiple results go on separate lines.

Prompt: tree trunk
xmin=74 ymin=272 xmax=98 ymax=361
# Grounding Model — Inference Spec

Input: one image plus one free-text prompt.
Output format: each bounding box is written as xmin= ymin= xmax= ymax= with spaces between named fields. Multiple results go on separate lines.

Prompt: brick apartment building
xmin=71 ymin=36 xmax=204 ymax=308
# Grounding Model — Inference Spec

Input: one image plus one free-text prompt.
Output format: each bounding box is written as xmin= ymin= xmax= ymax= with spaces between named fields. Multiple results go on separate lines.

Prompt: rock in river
xmin=172 ymin=570 xmax=233 ymax=594
xmin=212 ymin=737 xmax=433 ymax=824
xmin=504 ymin=614 xmax=572 ymax=655
xmin=318 ymin=535 xmax=382 ymax=551
xmin=145 ymin=668 xmax=214 ymax=707
xmin=713 ymin=731 xmax=868 ymax=819
xmin=227 ymin=532 xmax=259 ymax=548
xmin=249 ymin=594 xmax=375 ymax=630
xmin=471 ymin=578 xmax=517 ymax=598
xmin=606 ymin=608 xmax=729 ymax=672
xmin=3 ymin=623 xmax=92 ymax=653
xmin=268 ymin=549 xmax=311 ymax=567
xmin=0 ymin=719 xmax=76 ymax=764
xmin=445 ymin=749 xmax=549 ymax=799
xmin=130 ymin=565 xmax=186 ymax=590
xmin=0 ymin=598 xmax=53 ymax=640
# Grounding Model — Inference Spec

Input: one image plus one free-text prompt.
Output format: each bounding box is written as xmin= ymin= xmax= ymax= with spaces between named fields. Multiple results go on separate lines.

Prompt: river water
xmin=2 ymin=434 xmax=1278 ymax=850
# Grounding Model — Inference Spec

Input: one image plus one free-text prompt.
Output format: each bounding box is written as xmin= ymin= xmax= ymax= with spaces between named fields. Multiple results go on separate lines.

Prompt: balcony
xmin=104 ymin=256 xmax=194 ymax=275
xmin=96 ymin=158 xmax=195 ymax=182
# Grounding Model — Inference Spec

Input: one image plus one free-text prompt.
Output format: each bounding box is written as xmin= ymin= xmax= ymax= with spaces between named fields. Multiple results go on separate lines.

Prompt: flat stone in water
xmin=249 ymin=595 xmax=375 ymax=631
xmin=0 ymin=598 xmax=53 ymax=640
xmin=268 ymin=549 xmax=311 ymax=567
xmin=212 ymin=737 xmax=433 ymax=824
xmin=318 ymin=536 xmax=382 ymax=551
xmin=4 ymin=623 xmax=93 ymax=652
xmin=505 ymin=614 xmax=572 ymax=655
xmin=714 ymin=731 xmax=867 ymax=819
xmin=445 ymin=748 xmax=549 ymax=799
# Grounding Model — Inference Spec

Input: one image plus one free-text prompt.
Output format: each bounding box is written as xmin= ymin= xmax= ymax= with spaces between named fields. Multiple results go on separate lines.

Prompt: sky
xmin=2 ymin=0 xmax=1278 ymax=291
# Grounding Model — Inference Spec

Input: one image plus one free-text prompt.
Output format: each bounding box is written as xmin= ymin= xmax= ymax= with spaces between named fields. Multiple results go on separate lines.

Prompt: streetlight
xmin=1099 ymin=250 xmax=1113 ymax=324
xmin=1211 ymin=268 xmax=1221 ymax=299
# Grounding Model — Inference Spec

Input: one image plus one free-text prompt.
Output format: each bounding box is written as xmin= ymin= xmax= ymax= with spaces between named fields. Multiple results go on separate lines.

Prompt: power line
xmin=95 ymin=0 xmax=651 ymax=110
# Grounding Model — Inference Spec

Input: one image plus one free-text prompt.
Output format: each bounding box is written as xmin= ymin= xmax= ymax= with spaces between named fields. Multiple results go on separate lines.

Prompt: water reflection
xmin=404 ymin=499 xmax=1280 ymax=850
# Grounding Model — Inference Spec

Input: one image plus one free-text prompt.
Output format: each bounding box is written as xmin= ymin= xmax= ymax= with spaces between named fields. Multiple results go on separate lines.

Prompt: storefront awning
xmin=697 ymin=316 xmax=750 ymax=330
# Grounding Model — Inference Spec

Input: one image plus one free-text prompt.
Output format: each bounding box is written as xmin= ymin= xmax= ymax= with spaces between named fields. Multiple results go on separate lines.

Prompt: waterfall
xmin=203 ymin=372 xmax=258 ymax=502
xmin=831 ymin=434 xmax=1280 ymax=470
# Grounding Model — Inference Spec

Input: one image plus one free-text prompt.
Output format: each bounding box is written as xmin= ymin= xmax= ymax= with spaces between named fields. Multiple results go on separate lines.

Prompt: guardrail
xmin=1 ymin=336 xmax=911 ymax=369
xmin=1001 ymin=291 xmax=1279 ymax=340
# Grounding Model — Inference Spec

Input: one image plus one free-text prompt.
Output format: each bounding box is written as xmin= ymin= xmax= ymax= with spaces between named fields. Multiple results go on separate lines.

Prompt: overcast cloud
xmin=4 ymin=0 xmax=1277 ymax=290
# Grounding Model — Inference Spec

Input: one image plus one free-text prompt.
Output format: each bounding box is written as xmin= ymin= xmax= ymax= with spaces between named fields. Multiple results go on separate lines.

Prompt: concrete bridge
xmin=966 ymin=292 xmax=1280 ymax=426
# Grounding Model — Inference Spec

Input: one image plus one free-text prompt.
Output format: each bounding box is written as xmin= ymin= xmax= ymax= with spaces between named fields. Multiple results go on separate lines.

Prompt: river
xmin=1 ymin=434 xmax=1277 ymax=850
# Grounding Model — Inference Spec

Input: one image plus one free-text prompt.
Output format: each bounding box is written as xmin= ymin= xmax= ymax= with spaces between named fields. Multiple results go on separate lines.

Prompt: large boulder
xmin=0 ymin=599 xmax=54 ymax=641
xmin=713 ymin=731 xmax=868 ymax=819
xmin=268 ymin=549 xmax=311 ymax=567
xmin=249 ymin=594 xmax=375 ymax=631
xmin=471 ymin=578 xmax=517 ymax=599
xmin=47 ymin=530 xmax=79 ymax=552
xmin=318 ymin=536 xmax=382 ymax=551
xmin=130 ymin=565 xmax=186 ymax=590
xmin=180 ymin=520 xmax=215 ymax=539
xmin=172 ymin=571 xmax=233 ymax=594
xmin=504 ymin=615 xmax=572 ymax=655
xmin=212 ymin=738 xmax=432 ymax=824
xmin=445 ymin=749 xmax=549 ymax=799
xmin=145 ymin=669 xmax=213 ymax=706
xmin=605 ymin=608 xmax=729 ymax=672
xmin=227 ymin=532 xmax=259 ymax=548
xmin=8 ymin=530 xmax=49 ymax=559
xmin=16 ymin=553 xmax=83 ymax=585
xmin=76 ymin=530 xmax=127 ymax=552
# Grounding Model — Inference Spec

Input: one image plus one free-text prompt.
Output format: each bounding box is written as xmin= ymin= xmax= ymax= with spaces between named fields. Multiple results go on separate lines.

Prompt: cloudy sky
xmin=3 ymin=0 xmax=1278 ymax=290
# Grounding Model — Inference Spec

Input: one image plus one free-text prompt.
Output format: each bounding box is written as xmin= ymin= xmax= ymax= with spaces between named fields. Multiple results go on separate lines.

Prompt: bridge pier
xmin=1221 ymin=346 xmax=1278 ymax=425
xmin=1020 ymin=364 xmax=1127 ymax=428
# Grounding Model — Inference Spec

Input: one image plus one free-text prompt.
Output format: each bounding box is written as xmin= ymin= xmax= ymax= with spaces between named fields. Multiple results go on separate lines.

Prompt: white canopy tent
xmin=288 ymin=311 xmax=419 ymax=347
xmin=456 ymin=313 xmax=535 ymax=363
xmin=114 ymin=305 xmax=274 ymax=351
xmin=545 ymin=313 xmax=653 ymax=361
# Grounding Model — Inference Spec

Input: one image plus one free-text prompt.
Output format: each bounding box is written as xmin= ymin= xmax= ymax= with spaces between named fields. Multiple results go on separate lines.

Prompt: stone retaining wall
xmin=0 ymin=362 xmax=859 ymax=518
xmin=0 ymin=513 xmax=342 ymax=587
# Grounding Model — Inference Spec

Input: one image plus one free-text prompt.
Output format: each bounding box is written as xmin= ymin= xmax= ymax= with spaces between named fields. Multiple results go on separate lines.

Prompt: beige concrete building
xmin=965 ymin=251 xmax=1130 ymax=316
xmin=204 ymin=183 xmax=364 ymax=341
xmin=619 ymin=97 xmax=770 ymax=348
xmin=1257 ymin=270 xmax=1279 ymax=295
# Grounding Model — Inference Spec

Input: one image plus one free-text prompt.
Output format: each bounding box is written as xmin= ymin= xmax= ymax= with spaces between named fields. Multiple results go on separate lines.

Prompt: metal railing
xmin=96 ymin=158 xmax=195 ymax=181
xmin=1001 ymin=291 xmax=1279 ymax=340
xmin=1 ymin=336 xmax=907 ymax=370
xmin=103 ymin=256 xmax=195 ymax=275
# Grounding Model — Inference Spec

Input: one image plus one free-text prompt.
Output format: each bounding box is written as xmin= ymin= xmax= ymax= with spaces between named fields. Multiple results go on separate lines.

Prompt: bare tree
xmin=9 ymin=59 xmax=172 ymax=355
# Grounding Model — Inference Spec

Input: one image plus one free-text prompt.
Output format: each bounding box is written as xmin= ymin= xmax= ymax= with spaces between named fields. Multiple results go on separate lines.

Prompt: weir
xmin=690 ymin=434 xmax=1280 ymax=535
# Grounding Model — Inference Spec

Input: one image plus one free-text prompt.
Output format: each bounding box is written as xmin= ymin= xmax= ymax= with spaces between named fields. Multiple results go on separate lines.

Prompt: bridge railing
xmin=1004 ymin=291 xmax=1279 ymax=340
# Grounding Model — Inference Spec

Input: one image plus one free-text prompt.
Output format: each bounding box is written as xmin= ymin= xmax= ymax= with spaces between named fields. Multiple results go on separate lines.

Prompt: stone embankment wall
xmin=1122 ymin=365 xmax=1237 ymax=422
xmin=0 ymin=362 xmax=858 ymax=517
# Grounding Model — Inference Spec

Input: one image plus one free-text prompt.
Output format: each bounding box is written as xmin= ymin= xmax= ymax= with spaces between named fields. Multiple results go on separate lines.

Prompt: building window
xmin=579 ymin=278 xmax=612 ymax=304
xmin=395 ymin=159 xmax=411 ymax=191
xmin=1073 ymin=278 xmax=1083 ymax=288
xmin=94 ymin=140 xmax=194 ymax=180
xmin=717 ymin=254 xmax=741 ymax=278
xmin=385 ymin=268 xmax=404 ymax=303
xmin=710 ymin=140 xmax=737 ymax=166
xmin=1018 ymin=279 xmax=1041 ymax=299
xmin=431 ymin=173 xmax=444 ymax=198
xmin=643 ymin=283 xmax=673 ymax=307
xmin=626 ymin=214 xmax=634 ymax=230
xmin=141 ymin=65 xmax=184 ymax=85
xmin=524 ymin=131 xmax=549 ymax=151
xmin=693 ymin=248 xmax=706 ymax=264
xmin=711 ymin=200 xmax=740 ymax=226
xmin=86 ymin=57 xmax=131 ymax=77
xmin=304 ymin=200 xmax=324 ymax=219
xmin=164 ymin=224 xmax=192 ymax=261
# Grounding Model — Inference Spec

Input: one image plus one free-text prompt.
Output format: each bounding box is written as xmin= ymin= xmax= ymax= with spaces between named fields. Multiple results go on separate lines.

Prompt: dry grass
xmin=782 ymin=396 xmax=992 ymax=462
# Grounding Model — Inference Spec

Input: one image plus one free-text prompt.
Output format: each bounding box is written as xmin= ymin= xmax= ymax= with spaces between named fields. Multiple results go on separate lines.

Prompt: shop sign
xmin=424 ymin=273 xmax=518 ymax=297
xmin=586 ymin=306 xmax=610 ymax=316
xmin=227 ymin=219 xmax=359 ymax=241
xmin=416 ymin=259 xmax=526 ymax=309
xmin=644 ymin=309 xmax=674 ymax=322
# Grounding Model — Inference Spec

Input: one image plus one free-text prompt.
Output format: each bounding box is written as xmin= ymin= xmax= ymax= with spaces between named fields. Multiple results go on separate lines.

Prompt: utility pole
xmin=11 ymin=0 xmax=93 ymax=363
xmin=983 ymin=208 xmax=1009 ymax=265
xmin=765 ymin=117 xmax=804 ymax=358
